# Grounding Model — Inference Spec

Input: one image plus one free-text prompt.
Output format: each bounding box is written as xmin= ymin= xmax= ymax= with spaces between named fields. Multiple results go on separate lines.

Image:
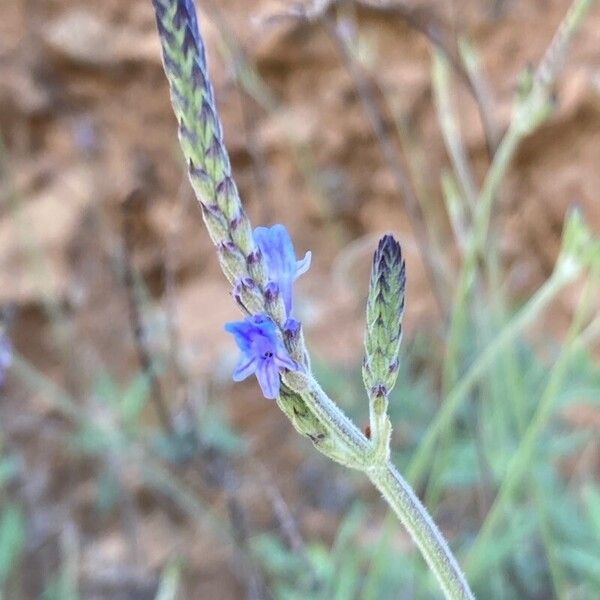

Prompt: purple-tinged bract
xmin=225 ymin=314 xmax=300 ymax=399
xmin=253 ymin=225 xmax=311 ymax=318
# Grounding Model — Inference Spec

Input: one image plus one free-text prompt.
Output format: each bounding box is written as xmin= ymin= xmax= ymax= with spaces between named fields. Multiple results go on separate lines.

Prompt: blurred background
xmin=1 ymin=0 xmax=599 ymax=598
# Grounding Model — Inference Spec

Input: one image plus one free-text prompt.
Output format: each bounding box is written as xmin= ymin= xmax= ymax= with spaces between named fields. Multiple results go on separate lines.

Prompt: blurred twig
xmin=325 ymin=14 xmax=449 ymax=320
xmin=162 ymin=178 xmax=195 ymax=396
xmin=203 ymin=0 xmax=275 ymax=223
xmin=356 ymin=0 xmax=500 ymax=156
xmin=224 ymin=477 xmax=268 ymax=600
xmin=457 ymin=37 xmax=501 ymax=154
xmin=120 ymin=192 xmax=175 ymax=436
xmin=256 ymin=466 xmax=306 ymax=554
xmin=432 ymin=51 xmax=478 ymax=213
xmin=269 ymin=0 xmax=500 ymax=157
xmin=473 ymin=0 xmax=598 ymax=258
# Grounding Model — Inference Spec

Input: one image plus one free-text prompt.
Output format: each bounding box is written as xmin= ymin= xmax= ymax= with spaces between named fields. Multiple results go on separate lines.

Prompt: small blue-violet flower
xmin=225 ymin=314 xmax=300 ymax=399
xmin=0 ymin=330 xmax=12 ymax=389
xmin=253 ymin=225 xmax=311 ymax=318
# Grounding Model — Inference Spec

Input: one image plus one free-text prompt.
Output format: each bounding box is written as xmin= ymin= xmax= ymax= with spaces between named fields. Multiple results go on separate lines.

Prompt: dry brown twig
xmin=120 ymin=191 xmax=175 ymax=436
xmin=263 ymin=0 xmax=452 ymax=319
xmin=264 ymin=0 xmax=500 ymax=156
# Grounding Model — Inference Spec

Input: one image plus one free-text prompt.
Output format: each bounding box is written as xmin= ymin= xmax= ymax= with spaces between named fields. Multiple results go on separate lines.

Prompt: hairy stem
xmin=290 ymin=374 xmax=475 ymax=598
xmin=369 ymin=463 xmax=474 ymax=599
xmin=281 ymin=371 xmax=474 ymax=597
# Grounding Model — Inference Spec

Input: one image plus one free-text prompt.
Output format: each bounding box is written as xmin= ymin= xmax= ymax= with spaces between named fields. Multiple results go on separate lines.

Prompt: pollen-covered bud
xmin=362 ymin=235 xmax=406 ymax=401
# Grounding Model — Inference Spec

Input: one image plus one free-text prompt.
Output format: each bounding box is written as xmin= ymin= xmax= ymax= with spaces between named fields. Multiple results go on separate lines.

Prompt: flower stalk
xmin=152 ymin=2 xmax=474 ymax=598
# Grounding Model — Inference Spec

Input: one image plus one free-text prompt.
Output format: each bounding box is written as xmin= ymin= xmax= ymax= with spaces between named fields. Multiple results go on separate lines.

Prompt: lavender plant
xmin=151 ymin=1 xmax=474 ymax=597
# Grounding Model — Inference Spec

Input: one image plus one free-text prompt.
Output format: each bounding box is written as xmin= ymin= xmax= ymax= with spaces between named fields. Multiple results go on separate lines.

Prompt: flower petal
xmin=224 ymin=319 xmax=255 ymax=353
xmin=232 ymin=356 xmax=258 ymax=381
xmin=295 ymin=250 xmax=312 ymax=279
xmin=274 ymin=351 xmax=298 ymax=373
xmin=256 ymin=359 xmax=280 ymax=399
xmin=254 ymin=225 xmax=297 ymax=315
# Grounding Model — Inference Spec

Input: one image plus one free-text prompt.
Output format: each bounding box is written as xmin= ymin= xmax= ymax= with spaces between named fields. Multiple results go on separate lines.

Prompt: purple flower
xmin=253 ymin=225 xmax=311 ymax=318
xmin=225 ymin=314 xmax=299 ymax=399
xmin=0 ymin=331 xmax=12 ymax=388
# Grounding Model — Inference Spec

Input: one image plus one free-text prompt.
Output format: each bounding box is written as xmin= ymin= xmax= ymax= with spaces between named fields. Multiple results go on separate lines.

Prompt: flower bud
xmin=218 ymin=241 xmax=247 ymax=282
xmin=363 ymin=235 xmax=406 ymax=400
xmin=200 ymin=203 xmax=229 ymax=246
xmin=233 ymin=277 xmax=265 ymax=315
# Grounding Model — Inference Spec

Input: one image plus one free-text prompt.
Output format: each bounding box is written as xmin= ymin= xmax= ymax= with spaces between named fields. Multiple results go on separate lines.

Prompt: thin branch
xmin=203 ymin=0 xmax=274 ymax=223
xmin=269 ymin=0 xmax=500 ymax=157
xmin=324 ymin=15 xmax=449 ymax=320
xmin=355 ymin=0 xmax=500 ymax=155
xmin=120 ymin=191 xmax=175 ymax=436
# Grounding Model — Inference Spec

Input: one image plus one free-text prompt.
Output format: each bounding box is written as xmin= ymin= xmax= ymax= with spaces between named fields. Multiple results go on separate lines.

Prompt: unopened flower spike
xmin=253 ymin=224 xmax=311 ymax=318
xmin=363 ymin=235 xmax=406 ymax=461
xmin=225 ymin=314 xmax=300 ymax=400
xmin=363 ymin=235 xmax=406 ymax=394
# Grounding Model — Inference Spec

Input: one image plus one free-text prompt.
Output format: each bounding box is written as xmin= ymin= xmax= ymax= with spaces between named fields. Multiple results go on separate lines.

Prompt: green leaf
xmin=0 ymin=504 xmax=25 ymax=589
xmin=583 ymin=484 xmax=600 ymax=544
xmin=119 ymin=373 xmax=151 ymax=426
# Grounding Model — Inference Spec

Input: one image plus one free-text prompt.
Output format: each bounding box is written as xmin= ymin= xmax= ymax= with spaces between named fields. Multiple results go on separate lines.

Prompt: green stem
xmin=432 ymin=50 xmax=478 ymax=212
xmin=472 ymin=127 xmax=521 ymax=254
xmin=489 ymin=254 xmax=569 ymax=598
xmin=464 ymin=274 xmax=600 ymax=580
xmin=472 ymin=0 xmax=597 ymax=257
xmin=286 ymin=375 xmax=475 ymax=599
xmin=407 ymin=268 xmax=573 ymax=485
xmin=368 ymin=463 xmax=474 ymax=599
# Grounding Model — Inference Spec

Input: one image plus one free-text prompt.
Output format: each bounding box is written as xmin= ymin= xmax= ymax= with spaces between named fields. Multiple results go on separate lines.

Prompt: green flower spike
xmin=363 ymin=235 xmax=406 ymax=463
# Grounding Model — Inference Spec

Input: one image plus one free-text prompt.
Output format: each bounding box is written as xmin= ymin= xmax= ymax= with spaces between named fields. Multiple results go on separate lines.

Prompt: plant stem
xmin=368 ymin=463 xmax=474 ymax=599
xmin=290 ymin=376 xmax=475 ymax=599
xmin=472 ymin=126 xmax=521 ymax=256
xmin=472 ymin=0 xmax=597 ymax=257
xmin=464 ymin=274 xmax=600 ymax=580
xmin=407 ymin=268 xmax=573 ymax=486
xmin=432 ymin=50 xmax=478 ymax=212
